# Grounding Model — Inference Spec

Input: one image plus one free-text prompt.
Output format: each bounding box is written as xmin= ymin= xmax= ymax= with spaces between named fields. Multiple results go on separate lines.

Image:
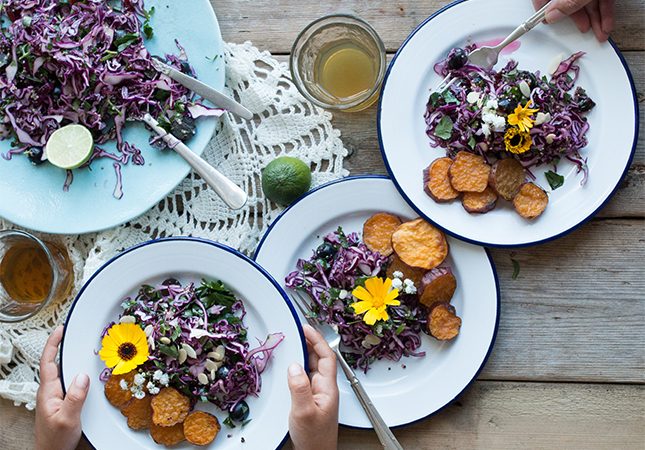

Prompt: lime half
xmin=45 ymin=124 xmax=94 ymax=170
xmin=261 ymin=156 xmax=312 ymax=206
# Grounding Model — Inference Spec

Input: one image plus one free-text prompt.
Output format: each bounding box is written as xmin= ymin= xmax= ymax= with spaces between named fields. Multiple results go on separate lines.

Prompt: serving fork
xmin=288 ymin=289 xmax=404 ymax=450
xmin=431 ymin=1 xmax=551 ymax=94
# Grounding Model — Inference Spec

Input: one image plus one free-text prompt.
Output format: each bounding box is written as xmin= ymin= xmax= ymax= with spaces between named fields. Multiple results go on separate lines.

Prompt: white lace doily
xmin=0 ymin=41 xmax=349 ymax=410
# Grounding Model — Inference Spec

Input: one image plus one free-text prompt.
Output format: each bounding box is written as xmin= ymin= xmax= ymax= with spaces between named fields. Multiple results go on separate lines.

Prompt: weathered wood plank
xmin=213 ymin=0 xmax=645 ymax=53
xmin=484 ymin=219 xmax=645 ymax=383
xmin=2 ymin=380 xmax=644 ymax=450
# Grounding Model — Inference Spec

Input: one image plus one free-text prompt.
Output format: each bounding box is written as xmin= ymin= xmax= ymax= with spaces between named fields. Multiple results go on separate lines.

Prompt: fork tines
xmin=288 ymin=290 xmax=318 ymax=326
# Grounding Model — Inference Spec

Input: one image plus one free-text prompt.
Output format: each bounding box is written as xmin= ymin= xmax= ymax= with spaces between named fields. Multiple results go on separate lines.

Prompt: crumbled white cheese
xmin=534 ymin=112 xmax=551 ymax=126
xmin=481 ymin=123 xmax=491 ymax=138
xmin=485 ymin=98 xmax=498 ymax=110
xmin=361 ymin=334 xmax=382 ymax=349
xmin=466 ymin=91 xmax=481 ymax=104
xmin=546 ymin=133 xmax=557 ymax=144
xmin=197 ymin=373 xmax=209 ymax=385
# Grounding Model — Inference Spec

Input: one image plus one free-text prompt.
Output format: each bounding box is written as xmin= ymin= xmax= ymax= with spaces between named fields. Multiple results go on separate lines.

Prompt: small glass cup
xmin=0 ymin=230 xmax=73 ymax=323
xmin=290 ymin=14 xmax=386 ymax=112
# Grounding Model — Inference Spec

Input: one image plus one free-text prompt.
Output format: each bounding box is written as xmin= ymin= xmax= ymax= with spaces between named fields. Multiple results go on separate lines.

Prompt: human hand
xmin=533 ymin=0 xmax=616 ymax=42
xmin=35 ymin=326 xmax=90 ymax=450
xmin=287 ymin=324 xmax=339 ymax=450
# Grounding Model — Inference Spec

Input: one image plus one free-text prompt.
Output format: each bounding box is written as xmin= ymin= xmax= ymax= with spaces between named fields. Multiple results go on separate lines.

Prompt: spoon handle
xmin=496 ymin=2 xmax=550 ymax=51
xmin=142 ymin=114 xmax=248 ymax=210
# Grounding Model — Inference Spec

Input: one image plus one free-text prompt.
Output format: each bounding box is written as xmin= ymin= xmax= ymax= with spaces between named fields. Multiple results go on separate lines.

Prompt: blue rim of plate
xmin=254 ymin=175 xmax=501 ymax=430
xmin=60 ymin=237 xmax=308 ymax=450
xmin=376 ymin=0 xmax=640 ymax=249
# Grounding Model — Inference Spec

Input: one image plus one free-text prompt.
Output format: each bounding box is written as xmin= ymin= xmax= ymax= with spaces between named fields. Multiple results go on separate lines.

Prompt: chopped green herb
xmin=545 ymin=170 xmax=564 ymax=190
xmin=223 ymin=416 xmax=236 ymax=428
xmin=395 ymin=323 xmax=406 ymax=335
xmin=114 ymin=33 xmax=139 ymax=52
xmin=206 ymin=54 xmax=220 ymax=62
xmin=443 ymin=90 xmax=458 ymax=104
xmin=143 ymin=22 xmax=154 ymax=39
xmin=468 ymin=135 xmax=476 ymax=149
xmin=428 ymin=91 xmax=442 ymax=107
xmin=435 ymin=116 xmax=454 ymax=140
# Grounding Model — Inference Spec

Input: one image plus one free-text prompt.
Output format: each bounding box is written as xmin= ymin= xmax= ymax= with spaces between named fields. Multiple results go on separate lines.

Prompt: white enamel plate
xmin=61 ymin=239 xmax=306 ymax=450
xmin=255 ymin=176 xmax=499 ymax=428
xmin=378 ymin=0 xmax=638 ymax=247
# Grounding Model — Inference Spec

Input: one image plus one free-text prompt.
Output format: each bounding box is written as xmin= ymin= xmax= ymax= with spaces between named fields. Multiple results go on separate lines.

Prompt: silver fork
xmin=431 ymin=2 xmax=550 ymax=95
xmin=288 ymin=289 xmax=404 ymax=450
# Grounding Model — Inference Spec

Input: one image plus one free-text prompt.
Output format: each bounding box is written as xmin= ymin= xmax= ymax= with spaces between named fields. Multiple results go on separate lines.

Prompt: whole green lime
xmin=262 ymin=156 xmax=312 ymax=205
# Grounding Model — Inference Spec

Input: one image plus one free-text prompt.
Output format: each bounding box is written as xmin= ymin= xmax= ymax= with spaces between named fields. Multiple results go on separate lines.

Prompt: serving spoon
xmin=142 ymin=114 xmax=247 ymax=210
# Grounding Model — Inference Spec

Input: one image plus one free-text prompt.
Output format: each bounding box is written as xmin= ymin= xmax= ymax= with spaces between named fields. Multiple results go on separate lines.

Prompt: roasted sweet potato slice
xmin=420 ymin=267 xmax=457 ymax=307
xmin=104 ymin=370 xmax=136 ymax=408
xmin=462 ymin=187 xmax=498 ymax=214
xmin=363 ymin=213 xmax=402 ymax=256
xmin=151 ymin=387 xmax=191 ymax=427
xmin=448 ymin=151 xmax=491 ymax=193
xmin=121 ymin=395 xmax=153 ymax=430
xmin=424 ymin=157 xmax=460 ymax=202
xmin=391 ymin=218 xmax=448 ymax=270
xmin=428 ymin=302 xmax=462 ymax=340
xmin=489 ymin=158 xmax=526 ymax=201
xmin=184 ymin=411 xmax=221 ymax=446
xmin=513 ymin=182 xmax=548 ymax=219
xmin=150 ymin=422 xmax=185 ymax=447
xmin=386 ymin=254 xmax=427 ymax=289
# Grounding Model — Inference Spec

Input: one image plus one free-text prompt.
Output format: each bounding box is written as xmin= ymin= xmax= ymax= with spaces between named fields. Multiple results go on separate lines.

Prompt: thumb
xmin=545 ymin=0 xmax=589 ymax=23
xmin=287 ymin=363 xmax=314 ymax=411
xmin=60 ymin=373 xmax=90 ymax=422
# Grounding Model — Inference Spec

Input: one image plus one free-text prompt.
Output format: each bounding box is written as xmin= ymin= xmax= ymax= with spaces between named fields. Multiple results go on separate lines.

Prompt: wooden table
xmin=1 ymin=1 xmax=643 ymax=449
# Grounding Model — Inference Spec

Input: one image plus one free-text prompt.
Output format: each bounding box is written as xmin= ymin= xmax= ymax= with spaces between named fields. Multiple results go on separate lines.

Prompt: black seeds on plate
xmin=241 ymin=437 xmax=246 ymax=443
xmin=227 ymin=434 xmax=232 ymax=439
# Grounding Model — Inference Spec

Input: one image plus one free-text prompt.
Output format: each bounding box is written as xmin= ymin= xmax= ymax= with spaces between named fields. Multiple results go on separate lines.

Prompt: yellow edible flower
xmin=99 ymin=323 xmax=149 ymax=375
xmin=507 ymin=100 xmax=540 ymax=133
xmin=350 ymin=277 xmax=400 ymax=326
xmin=504 ymin=127 xmax=533 ymax=155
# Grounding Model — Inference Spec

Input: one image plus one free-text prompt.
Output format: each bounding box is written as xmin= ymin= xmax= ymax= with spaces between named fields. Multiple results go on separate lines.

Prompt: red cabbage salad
xmin=425 ymin=47 xmax=595 ymax=186
xmin=286 ymin=228 xmax=428 ymax=373
xmin=100 ymin=278 xmax=283 ymax=426
xmin=0 ymin=0 xmax=223 ymax=198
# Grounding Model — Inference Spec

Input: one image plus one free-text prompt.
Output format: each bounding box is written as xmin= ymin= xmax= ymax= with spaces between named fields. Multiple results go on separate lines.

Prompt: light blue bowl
xmin=0 ymin=0 xmax=225 ymax=234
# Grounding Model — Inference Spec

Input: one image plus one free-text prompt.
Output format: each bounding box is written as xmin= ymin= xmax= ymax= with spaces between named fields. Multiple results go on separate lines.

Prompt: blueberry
xmin=26 ymin=147 xmax=45 ymax=165
xmin=169 ymin=114 xmax=195 ymax=142
xmin=447 ymin=48 xmax=467 ymax=70
xmin=498 ymin=98 xmax=517 ymax=114
xmin=230 ymin=400 xmax=250 ymax=422
xmin=316 ymin=242 xmax=337 ymax=260
xmin=162 ymin=278 xmax=181 ymax=286
xmin=216 ymin=366 xmax=230 ymax=379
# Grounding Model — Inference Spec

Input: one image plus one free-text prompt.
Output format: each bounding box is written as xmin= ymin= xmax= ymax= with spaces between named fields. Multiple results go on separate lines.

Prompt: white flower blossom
xmin=133 ymin=373 xmax=145 ymax=386
xmin=338 ymin=289 xmax=348 ymax=300
xmin=392 ymin=271 xmax=404 ymax=279
xmin=149 ymin=386 xmax=160 ymax=395
xmin=119 ymin=379 xmax=129 ymax=391
xmin=159 ymin=373 xmax=169 ymax=386
xmin=133 ymin=389 xmax=146 ymax=400
xmin=403 ymin=278 xmax=414 ymax=287
xmin=391 ymin=278 xmax=403 ymax=290
xmin=146 ymin=381 xmax=156 ymax=391
xmin=152 ymin=370 xmax=163 ymax=381
xmin=403 ymin=284 xmax=417 ymax=295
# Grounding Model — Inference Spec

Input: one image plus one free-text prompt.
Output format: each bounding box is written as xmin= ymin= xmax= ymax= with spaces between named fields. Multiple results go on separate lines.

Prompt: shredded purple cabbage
xmin=108 ymin=278 xmax=283 ymax=414
xmin=0 ymin=0 xmax=223 ymax=198
xmin=286 ymin=228 xmax=427 ymax=373
xmin=425 ymin=47 xmax=595 ymax=182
